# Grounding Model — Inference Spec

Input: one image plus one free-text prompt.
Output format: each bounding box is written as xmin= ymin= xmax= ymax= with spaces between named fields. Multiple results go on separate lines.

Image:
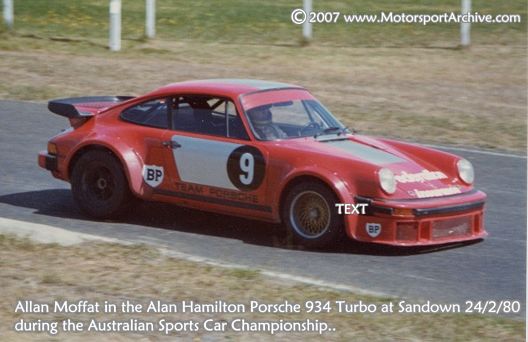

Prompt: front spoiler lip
xmin=366 ymin=233 xmax=488 ymax=247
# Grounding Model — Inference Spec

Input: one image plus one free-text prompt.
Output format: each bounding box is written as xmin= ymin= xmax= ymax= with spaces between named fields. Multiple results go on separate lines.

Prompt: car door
xmin=158 ymin=95 xmax=271 ymax=215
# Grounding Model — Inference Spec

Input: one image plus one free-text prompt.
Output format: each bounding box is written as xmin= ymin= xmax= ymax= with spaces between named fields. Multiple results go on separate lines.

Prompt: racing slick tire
xmin=71 ymin=150 xmax=133 ymax=219
xmin=282 ymin=181 xmax=345 ymax=248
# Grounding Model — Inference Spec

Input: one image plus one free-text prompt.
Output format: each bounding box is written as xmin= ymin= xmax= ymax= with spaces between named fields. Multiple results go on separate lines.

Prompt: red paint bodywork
xmin=38 ymin=80 xmax=487 ymax=246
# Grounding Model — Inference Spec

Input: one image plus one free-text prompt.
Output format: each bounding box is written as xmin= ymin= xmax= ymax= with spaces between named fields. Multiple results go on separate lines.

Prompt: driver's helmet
xmin=248 ymin=106 xmax=272 ymax=126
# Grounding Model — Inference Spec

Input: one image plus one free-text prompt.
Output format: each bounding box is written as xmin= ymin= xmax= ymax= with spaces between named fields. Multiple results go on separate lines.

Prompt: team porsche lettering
xmin=414 ymin=187 xmax=461 ymax=198
xmin=173 ymin=182 xmax=259 ymax=204
xmin=209 ymin=188 xmax=259 ymax=203
xmin=395 ymin=169 xmax=447 ymax=183
xmin=142 ymin=165 xmax=164 ymax=187
xmin=366 ymin=223 xmax=382 ymax=238
xmin=174 ymin=182 xmax=205 ymax=194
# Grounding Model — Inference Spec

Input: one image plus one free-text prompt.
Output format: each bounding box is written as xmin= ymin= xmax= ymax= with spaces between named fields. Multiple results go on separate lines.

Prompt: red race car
xmin=38 ymin=79 xmax=487 ymax=248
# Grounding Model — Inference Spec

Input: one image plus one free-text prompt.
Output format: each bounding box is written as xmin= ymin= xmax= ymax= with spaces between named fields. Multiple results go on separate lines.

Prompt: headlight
xmin=378 ymin=168 xmax=396 ymax=194
xmin=457 ymin=159 xmax=474 ymax=184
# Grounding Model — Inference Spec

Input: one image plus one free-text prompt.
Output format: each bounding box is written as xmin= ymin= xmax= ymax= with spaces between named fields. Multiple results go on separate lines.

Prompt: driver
xmin=248 ymin=106 xmax=288 ymax=140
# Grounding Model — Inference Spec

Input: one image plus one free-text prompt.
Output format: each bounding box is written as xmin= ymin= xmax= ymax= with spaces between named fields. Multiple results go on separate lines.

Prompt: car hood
xmin=273 ymin=134 xmax=467 ymax=199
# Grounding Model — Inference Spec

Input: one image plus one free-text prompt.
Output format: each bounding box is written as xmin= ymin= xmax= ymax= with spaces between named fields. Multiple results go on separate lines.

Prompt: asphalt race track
xmin=0 ymin=100 xmax=526 ymax=316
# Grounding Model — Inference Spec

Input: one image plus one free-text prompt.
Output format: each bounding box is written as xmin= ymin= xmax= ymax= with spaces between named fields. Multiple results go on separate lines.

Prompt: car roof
xmin=149 ymin=79 xmax=305 ymax=98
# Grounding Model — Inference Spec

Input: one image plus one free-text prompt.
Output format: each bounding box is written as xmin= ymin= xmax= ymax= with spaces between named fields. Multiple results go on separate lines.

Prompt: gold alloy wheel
xmin=289 ymin=190 xmax=331 ymax=239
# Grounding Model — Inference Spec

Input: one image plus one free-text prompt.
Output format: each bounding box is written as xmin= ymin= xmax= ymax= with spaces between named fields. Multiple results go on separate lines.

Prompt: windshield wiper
xmin=314 ymin=126 xmax=350 ymax=138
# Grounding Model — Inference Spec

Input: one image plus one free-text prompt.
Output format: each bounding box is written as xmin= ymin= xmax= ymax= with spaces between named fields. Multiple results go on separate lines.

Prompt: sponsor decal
xmin=366 ymin=223 xmax=382 ymax=238
xmin=174 ymin=182 xmax=205 ymax=194
xmin=335 ymin=203 xmax=368 ymax=215
xmin=209 ymin=187 xmax=259 ymax=204
xmin=174 ymin=182 xmax=259 ymax=204
xmin=395 ymin=169 xmax=447 ymax=183
xmin=142 ymin=165 xmax=164 ymax=187
xmin=414 ymin=186 xmax=461 ymax=198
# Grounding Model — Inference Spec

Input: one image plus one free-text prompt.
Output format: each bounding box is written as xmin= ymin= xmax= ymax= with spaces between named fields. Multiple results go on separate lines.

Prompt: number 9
xmin=227 ymin=146 xmax=265 ymax=191
xmin=239 ymin=152 xmax=254 ymax=185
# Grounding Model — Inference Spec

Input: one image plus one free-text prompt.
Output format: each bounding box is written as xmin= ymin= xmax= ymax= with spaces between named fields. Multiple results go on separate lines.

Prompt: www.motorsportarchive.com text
xmin=290 ymin=9 xmax=522 ymax=26
xmin=13 ymin=299 xmax=522 ymax=335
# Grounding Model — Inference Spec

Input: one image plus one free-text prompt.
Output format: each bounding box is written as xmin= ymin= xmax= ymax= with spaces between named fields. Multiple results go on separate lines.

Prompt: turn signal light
xmin=393 ymin=208 xmax=414 ymax=217
xmin=47 ymin=142 xmax=58 ymax=155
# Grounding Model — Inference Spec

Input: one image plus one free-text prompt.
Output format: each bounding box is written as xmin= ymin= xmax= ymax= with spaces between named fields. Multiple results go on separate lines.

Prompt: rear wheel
xmin=282 ymin=181 xmax=345 ymax=248
xmin=71 ymin=150 xmax=133 ymax=219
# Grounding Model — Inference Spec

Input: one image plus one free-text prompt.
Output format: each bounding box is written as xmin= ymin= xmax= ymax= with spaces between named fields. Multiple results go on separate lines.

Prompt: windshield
xmin=246 ymin=99 xmax=347 ymax=141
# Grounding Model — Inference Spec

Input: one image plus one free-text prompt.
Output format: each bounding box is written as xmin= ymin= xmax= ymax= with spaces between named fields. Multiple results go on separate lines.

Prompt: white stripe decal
xmin=172 ymin=136 xmax=240 ymax=190
xmin=325 ymin=140 xmax=404 ymax=165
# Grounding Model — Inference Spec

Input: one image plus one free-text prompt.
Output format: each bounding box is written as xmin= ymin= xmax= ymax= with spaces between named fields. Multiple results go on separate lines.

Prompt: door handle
xmin=162 ymin=141 xmax=182 ymax=149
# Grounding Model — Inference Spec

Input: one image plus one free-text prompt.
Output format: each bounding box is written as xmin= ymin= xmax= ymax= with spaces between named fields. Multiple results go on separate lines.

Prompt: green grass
xmin=228 ymin=268 xmax=261 ymax=280
xmin=7 ymin=0 xmax=527 ymax=47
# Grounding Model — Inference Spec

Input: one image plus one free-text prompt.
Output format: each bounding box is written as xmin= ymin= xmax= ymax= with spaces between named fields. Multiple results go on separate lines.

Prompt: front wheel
xmin=71 ymin=150 xmax=133 ymax=219
xmin=282 ymin=182 xmax=345 ymax=248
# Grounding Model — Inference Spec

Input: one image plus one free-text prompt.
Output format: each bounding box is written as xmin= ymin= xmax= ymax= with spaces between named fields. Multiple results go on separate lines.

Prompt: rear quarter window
xmin=121 ymin=99 xmax=168 ymax=129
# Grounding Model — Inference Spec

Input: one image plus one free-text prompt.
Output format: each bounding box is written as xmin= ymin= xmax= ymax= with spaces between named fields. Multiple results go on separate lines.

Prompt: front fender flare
xmin=274 ymin=167 xmax=358 ymax=237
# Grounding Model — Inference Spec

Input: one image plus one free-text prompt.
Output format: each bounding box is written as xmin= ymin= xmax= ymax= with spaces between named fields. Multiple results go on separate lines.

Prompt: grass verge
xmin=6 ymin=0 xmax=527 ymax=47
xmin=0 ymin=234 xmax=524 ymax=341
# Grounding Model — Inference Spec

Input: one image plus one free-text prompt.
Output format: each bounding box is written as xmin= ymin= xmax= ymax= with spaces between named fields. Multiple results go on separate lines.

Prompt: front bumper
xmin=350 ymin=190 xmax=487 ymax=246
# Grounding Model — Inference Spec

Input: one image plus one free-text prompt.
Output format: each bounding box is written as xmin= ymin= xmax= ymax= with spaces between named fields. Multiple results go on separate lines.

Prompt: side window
xmin=121 ymin=98 xmax=168 ymax=129
xmin=171 ymin=95 xmax=249 ymax=140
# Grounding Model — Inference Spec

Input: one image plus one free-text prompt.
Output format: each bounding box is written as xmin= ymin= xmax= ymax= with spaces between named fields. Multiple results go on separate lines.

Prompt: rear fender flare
xmin=67 ymin=138 xmax=146 ymax=197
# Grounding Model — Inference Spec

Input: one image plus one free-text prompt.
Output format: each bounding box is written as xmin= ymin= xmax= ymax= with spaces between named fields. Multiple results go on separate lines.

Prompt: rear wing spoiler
xmin=48 ymin=96 xmax=135 ymax=119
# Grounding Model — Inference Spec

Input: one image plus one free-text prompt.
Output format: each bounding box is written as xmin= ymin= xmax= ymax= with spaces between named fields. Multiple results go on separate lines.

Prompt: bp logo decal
xmin=143 ymin=165 xmax=164 ymax=188
xmin=365 ymin=223 xmax=382 ymax=238
xmin=227 ymin=146 xmax=265 ymax=191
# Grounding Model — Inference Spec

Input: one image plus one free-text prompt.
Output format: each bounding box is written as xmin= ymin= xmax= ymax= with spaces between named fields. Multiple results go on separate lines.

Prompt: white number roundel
xmin=227 ymin=146 xmax=265 ymax=191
